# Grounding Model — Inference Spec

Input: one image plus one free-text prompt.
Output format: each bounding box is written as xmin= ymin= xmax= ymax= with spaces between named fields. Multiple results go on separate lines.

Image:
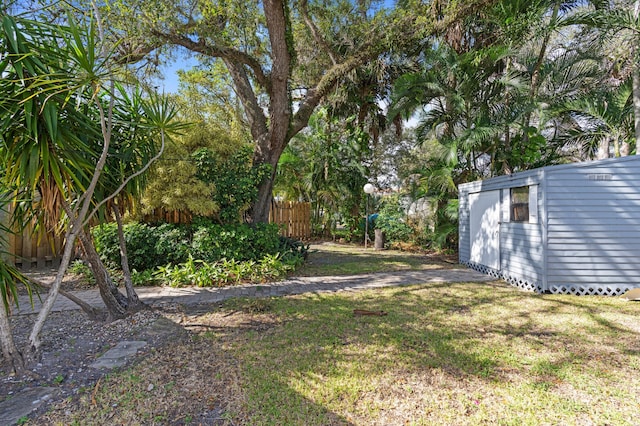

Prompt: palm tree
xmin=557 ymin=80 xmax=634 ymax=158
xmin=275 ymin=109 xmax=370 ymax=238
xmin=568 ymin=0 xmax=640 ymax=151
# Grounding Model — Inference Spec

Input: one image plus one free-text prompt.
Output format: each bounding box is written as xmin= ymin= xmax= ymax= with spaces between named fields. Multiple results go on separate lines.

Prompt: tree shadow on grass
xmin=297 ymin=247 xmax=454 ymax=276
xmin=206 ymin=280 xmax=640 ymax=423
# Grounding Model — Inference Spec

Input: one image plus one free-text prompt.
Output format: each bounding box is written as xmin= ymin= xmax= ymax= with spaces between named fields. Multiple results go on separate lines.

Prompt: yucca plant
xmin=0 ymin=13 xmax=184 ymax=369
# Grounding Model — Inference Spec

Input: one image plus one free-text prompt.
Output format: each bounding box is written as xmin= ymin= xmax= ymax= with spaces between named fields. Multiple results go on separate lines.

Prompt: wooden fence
xmin=2 ymin=201 xmax=311 ymax=270
xmin=142 ymin=208 xmax=193 ymax=224
xmin=143 ymin=202 xmax=312 ymax=239
xmin=0 ymin=205 xmax=63 ymax=270
xmin=270 ymin=201 xmax=311 ymax=239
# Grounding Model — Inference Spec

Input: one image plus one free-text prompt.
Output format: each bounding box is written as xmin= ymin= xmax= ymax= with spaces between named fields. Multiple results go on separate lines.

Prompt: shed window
xmin=510 ymin=186 xmax=529 ymax=222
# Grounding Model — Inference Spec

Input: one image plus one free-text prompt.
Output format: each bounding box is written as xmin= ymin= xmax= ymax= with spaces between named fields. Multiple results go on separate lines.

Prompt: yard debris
xmin=353 ymin=309 xmax=387 ymax=316
xmin=620 ymin=288 xmax=640 ymax=301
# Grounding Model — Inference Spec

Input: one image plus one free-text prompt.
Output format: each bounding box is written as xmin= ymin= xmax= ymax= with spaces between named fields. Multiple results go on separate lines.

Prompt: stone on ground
xmin=0 ymin=387 xmax=59 ymax=426
xmin=90 ymin=341 xmax=147 ymax=369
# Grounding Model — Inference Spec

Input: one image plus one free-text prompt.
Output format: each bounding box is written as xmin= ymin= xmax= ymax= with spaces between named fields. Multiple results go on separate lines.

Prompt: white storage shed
xmin=458 ymin=155 xmax=640 ymax=296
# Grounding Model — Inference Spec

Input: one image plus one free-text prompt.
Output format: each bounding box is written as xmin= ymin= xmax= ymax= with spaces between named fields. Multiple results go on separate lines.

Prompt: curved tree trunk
xmin=112 ymin=203 xmax=143 ymax=311
xmin=28 ymin=277 xmax=103 ymax=320
xmin=77 ymin=231 xmax=128 ymax=320
xmin=28 ymin=227 xmax=78 ymax=352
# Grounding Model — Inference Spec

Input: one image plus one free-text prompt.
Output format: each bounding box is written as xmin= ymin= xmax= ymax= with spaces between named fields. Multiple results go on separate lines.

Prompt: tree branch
xmin=83 ymin=128 xmax=167 ymax=228
xmin=223 ymin=59 xmax=269 ymax=144
xmin=155 ymin=31 xmax=272 ymax=92
xmin=298 ymin=0 xmax=338 ymax=65
xmin=290 ymin=49 xmax=373 ymax=138
xmin=27 ymin=276 xmax=102 ymax=319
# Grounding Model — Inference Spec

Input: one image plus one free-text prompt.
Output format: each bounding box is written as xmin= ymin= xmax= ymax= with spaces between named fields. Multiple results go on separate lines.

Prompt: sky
xmin=154 ymin=55 xmax=198 ymax=94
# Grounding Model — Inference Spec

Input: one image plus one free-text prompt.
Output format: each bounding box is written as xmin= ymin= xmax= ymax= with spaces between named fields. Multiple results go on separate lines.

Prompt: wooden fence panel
xmin=142 ymin=208 xmax=193 ymax=224
xmin=269 ymin=201 xmax=311 ymax=239
xmin=3 ymin=225 xmax=62 ymax=270
xmin=1 ymin=201 xmax=311 ymax=269
xmin=1 ymin=203 xmax=63 ymax=270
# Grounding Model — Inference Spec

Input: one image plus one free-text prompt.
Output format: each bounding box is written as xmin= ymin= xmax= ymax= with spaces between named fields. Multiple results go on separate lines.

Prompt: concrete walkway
xmin=14 ymin=268 xmax=493 ymax=315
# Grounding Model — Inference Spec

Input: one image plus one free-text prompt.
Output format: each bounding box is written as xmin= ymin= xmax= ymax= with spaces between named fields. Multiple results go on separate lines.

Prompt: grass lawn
xmin=36 ymin=279 xmax=640 ymax=425
xmin=295 ymin=242 xmax=458 ymax=276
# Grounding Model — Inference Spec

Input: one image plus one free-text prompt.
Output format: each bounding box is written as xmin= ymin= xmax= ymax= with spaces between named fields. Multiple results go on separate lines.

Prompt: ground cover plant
xmin=32 ymin=278 xmax=640 ymax=425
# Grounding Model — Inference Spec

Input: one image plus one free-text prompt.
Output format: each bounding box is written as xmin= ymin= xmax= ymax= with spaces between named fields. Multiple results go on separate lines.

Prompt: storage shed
xmin=458 ymin=155 xmax=640 ymax=296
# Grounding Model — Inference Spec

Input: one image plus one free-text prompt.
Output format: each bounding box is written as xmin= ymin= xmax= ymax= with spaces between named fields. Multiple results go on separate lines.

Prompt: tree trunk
xmin=156 ymin=0 xmax=384 ymax=224
xmin=0 ymin=302 xmax=24 ymax=374
xmin=597 ymin=136 xmax=610 ymax=159
xmin=28 ymin=227 xmax=78 ymax=352
xmin=112 ymin=203 xmax=143 ymax=311
xmin=248 ymin=0 xmax=293 ymax=224
xmin=77 ymin=231 xmax=128 ymax=320
xmin=28 ymin=277 xmax=103 ymax=320
xmin=521 ymin=4 xmax=559 ymax=150
xmin=252 ymin=170 xmax=276 ymax=224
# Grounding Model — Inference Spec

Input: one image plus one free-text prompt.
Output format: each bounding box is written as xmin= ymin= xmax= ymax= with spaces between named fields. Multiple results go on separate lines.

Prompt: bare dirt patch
xmin=1 ymin=306 xmax=189 ymax=422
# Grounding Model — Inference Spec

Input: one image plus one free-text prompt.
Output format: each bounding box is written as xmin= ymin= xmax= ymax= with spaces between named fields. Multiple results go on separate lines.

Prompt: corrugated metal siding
xmin=546 ymin=161 xmax=640 ymax=293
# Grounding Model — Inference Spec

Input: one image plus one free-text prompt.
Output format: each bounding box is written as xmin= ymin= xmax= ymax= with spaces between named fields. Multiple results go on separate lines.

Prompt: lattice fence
xmin=463 ymin=261 xmax=631 ymax=296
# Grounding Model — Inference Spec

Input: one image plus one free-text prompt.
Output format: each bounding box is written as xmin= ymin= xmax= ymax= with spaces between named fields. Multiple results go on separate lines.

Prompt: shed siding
xmin=460 ymin=156 xmax=640 ymax=296
xmin=545 ymin=162 xmax=640 ymax=294
xmin=459 ymin=190 xmax=471 ymax=263
xmin=459 ymin=180 xmax=545 ymax=292
xmin=498 ymin=204 xmax=544 ymax=291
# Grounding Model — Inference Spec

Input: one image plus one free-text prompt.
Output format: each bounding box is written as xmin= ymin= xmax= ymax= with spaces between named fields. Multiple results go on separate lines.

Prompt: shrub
xmin=192 ymin=146 xmax=272 ymax=224
xmin=68 ymin=260 xmax=95 ymax=284
xmin=375 ymin=196 xmax=414 ymax=244
xmin=92 ymin=222 xmax=191 ymax=272
xmin=278 ymin=236 xmax=310 ymax=262
xmin=92 ymin=218 xmax=306 ymax=283
xmin=190 ymin=221 xmax=282 ymax=262
xmin=153 ymin=223 xmax=191 ymax=266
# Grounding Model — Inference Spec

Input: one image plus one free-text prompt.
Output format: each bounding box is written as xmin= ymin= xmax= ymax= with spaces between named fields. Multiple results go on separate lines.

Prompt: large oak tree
xmin=105 ymin=0 xmax=498 ymax=222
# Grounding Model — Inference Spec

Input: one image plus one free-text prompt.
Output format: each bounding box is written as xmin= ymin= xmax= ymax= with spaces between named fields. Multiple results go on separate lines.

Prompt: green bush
xmin=68 ymin=260 xmax=95 ymax=284
xmin=278 ymin=236 xmax=310 ymax=262
xmin=375 ymin=196 xmax=414 ymax=243
xmin=153 ymin=223 xmax=192 ymax=266
xmin=93 ymin=222 xmax=190 ymax=272
xmin=192 ymin=146 xmax=272 ymax=224
xmin=92 ymin=219 xmax=306 ymax=282
xmin=190 ymin=221 xmax=281 ymax=262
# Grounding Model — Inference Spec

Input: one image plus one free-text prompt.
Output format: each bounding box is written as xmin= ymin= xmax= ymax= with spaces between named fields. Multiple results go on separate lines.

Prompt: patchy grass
xmin=295 ymin=242 xmax=457 ymax=276
xmin=34 ymin=281 xmax=640 ymax=425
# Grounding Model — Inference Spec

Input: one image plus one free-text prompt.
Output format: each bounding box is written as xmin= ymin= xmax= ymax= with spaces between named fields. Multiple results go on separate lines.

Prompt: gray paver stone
xmin=0 ymin=387 xmax=59 ymax=426
xmin=90 ymin=340 xmax=147 ymax=369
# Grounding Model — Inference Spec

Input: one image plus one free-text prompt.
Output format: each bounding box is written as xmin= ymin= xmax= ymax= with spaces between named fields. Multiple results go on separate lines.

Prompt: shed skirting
xmin=462 ymin=261 xmax=543 ymax=293
xmin=463 ymin=262 xmax=632 ymax=296
xmin=546 ymin=284 xmax=631 ymax=296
